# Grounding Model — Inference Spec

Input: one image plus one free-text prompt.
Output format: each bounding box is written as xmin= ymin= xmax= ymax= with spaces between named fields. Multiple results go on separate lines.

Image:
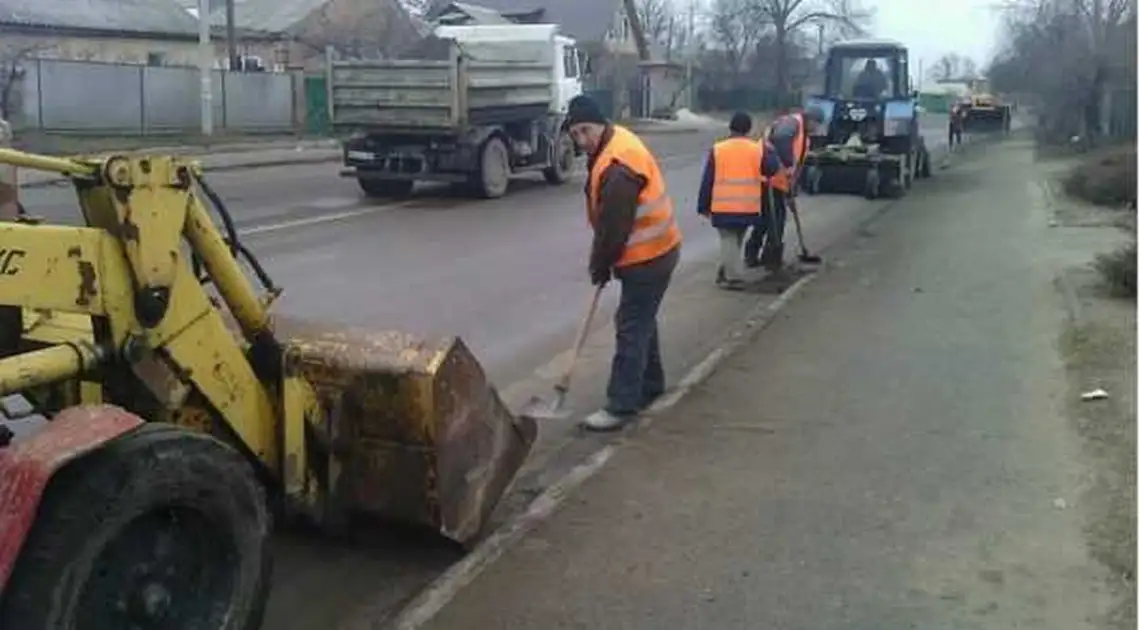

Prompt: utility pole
xmin=226 ymin=0 xmax=239 ymax=71
xmin=686 ymin=0 xmax=695 ymax=109
xmin=197 ymin=0 xmax=213 ymax=135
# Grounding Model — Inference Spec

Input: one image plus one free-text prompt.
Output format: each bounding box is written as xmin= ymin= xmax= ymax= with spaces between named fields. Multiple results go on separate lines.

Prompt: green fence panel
xmin=305 ymin=76 xmax=329 ymax=135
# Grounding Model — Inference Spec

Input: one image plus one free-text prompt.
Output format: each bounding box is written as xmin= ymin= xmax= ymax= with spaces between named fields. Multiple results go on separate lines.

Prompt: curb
xmin=382 ymin=269 xmax=822 ymax=630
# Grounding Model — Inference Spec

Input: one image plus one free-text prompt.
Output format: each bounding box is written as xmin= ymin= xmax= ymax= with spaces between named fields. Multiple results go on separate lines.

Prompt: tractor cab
xmin=807 ymin=40 xmax=915 ymax=148
xmin=800 ymin=39 xmax=931 ymax=200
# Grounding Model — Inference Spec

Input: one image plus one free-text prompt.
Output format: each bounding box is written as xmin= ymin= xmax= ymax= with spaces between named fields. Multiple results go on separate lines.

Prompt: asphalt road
xmin=18 ymin=117 xmax=958 ymax=629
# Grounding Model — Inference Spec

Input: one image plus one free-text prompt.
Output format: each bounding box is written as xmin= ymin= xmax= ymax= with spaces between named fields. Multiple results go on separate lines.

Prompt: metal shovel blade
xmin=518 ymin=390 xmax=572 ymax=421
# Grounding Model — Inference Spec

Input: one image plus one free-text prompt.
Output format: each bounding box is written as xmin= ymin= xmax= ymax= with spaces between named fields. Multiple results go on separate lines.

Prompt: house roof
xmin=207 ymin=0 xmax=329 ymax=34
xmin=427 ymin=0 xmax=620 ymax=42
xmin=0 ymin=0 xmax=199 ymax=37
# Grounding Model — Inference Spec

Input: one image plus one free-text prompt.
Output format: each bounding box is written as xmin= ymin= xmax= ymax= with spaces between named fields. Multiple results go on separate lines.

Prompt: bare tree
xmin=751 ymin=0 xmax=874 ymax=97
xmin=303 ymin=0 xmax=421 ymax=59
xmin=635 ymin=0 xmax=683 ymax=56
xmin=707 ymin=0 xmax=766 ymax=76
xmin=0 ymin=44 xmax=45 ymax=122
xmin=988 ymin=0 xmax=1136 ymax=144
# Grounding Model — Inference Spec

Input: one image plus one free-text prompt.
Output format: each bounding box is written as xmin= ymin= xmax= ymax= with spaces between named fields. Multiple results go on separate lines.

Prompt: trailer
xmin=330 ymin=24 xmax=586 ymax=199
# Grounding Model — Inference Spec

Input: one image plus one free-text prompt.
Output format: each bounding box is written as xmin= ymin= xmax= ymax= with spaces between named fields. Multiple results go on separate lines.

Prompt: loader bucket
xmin=277 ymin=318 xmax=537 ymax=544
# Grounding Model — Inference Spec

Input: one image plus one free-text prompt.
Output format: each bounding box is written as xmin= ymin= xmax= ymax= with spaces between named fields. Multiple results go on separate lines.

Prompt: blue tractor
xmin=801 ymin=39 xmax=932 ymax=199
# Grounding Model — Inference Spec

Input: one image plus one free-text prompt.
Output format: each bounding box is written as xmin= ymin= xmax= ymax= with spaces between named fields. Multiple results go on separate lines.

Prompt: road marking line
xmin=383 ymin=446 xmax=616 ymax=630
xmin=239 ymin=201 xmax=409 ymax=236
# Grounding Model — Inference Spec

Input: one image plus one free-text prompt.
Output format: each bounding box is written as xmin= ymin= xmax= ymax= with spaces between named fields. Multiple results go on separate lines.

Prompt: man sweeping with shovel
xmin=745 ymin=106 xmax=825 ymax=272
xmin=550 ymin=94 xmax=682 ymax=432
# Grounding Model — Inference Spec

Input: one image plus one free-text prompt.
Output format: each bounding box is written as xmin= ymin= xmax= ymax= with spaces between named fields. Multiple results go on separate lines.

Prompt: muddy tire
xmin=0 ymin=420 xmax=272 ymax=630
xmin=803 ymin=165 xmax=822 ymax=195
xmin=863 ymin=169 xmax=880 ymax=200
xmin=916 ymin=142 xmax=932 ymax=179
xmin=474 ymin=136 xmax=510 ymax=199
xmin=358 ymin=178 xmax=413 ymax=199
xmin=542 ymin=132 xmax=575 ymax=185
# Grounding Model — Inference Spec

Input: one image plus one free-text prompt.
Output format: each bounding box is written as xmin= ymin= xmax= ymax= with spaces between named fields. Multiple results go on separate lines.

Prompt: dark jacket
xmin=696 ymin=135 xmax=782 ymax=230
xmin=586 ymin=125 xmax=671 ymax=280
xmin=766 ymin=115 xmax=804 ymax=169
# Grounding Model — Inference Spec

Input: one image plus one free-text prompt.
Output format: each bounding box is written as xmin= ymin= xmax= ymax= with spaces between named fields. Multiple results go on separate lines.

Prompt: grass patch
xmin=1093 ymin=242 xmax=1137 ymax=298
xmin=1061 ymin=144 xmax=1138 ymax=208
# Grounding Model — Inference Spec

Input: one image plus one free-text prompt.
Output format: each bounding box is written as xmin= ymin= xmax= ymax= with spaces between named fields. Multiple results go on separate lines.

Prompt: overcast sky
xmin=869 ymin=0 xmax=1002 ymax=74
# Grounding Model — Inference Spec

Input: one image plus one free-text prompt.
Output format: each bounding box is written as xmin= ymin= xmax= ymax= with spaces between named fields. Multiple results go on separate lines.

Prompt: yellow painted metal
xmin=0 ymin=148 xmax=537 ymax=543
xmin=0 ymin=342 xmax=102 ymax=396
xmin=0 ymin=147 xmax=95 ymax=178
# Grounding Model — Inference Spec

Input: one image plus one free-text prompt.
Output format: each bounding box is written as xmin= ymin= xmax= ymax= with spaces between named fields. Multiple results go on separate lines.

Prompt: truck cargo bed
xmin=327 ymin=39 xmax=557 ymax=132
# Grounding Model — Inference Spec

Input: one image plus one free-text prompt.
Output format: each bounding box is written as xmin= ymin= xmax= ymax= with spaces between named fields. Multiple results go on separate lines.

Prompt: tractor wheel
xmin=915 ymin=141 xmax=932 ymax=180
xmin=804 ymin=165 xmax=822 ymax=195
xmin=0 ymin=420 xmax=272 ymax=630
xmin=542 ymin=131 xmax=576 ymax=185
xmin=863 ymin=169 xmax=880 ymax=200
xmin=358 ymin=177 xmax=413 ymax=199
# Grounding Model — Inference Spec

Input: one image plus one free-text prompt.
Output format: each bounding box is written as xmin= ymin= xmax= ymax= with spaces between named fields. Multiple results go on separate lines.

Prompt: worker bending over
xmin=745 ymin=106 xmax=823 ymax=272
xmin=696 ymin=112 xmax=781 ymax=290
xmin=564 ymin=95 xmax=682 ymax=432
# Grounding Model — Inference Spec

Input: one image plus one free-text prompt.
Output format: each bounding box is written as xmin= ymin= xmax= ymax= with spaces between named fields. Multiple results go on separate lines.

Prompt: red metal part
xmin=0 ymin=405 xmax=143 ymax=592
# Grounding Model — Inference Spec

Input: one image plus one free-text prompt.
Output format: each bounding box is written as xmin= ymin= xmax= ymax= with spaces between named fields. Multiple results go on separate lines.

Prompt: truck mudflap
xmin=277 ymin=317 xmax=538 ymax=544
xmin=0 ymin=405 xmax=143 ymax=592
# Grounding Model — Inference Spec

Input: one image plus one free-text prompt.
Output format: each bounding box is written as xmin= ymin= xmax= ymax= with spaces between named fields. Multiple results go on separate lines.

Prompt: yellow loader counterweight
xmin=0 ymin=148 xmax=536 ymax=630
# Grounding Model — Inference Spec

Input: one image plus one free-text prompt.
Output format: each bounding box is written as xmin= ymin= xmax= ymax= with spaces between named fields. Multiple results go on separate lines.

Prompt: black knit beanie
xmin=564 ymin=95 xmax=608 ymax=128
xmin=729 ymin=112 xmax=752 ymax=135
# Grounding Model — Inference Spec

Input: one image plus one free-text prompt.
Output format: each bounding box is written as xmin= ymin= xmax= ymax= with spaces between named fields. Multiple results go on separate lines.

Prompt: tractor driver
xmin=852 ymin=59 xmax=889 ymax=99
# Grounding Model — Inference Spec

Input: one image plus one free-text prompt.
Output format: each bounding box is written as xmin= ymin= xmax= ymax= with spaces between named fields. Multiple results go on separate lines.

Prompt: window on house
xmin=146 ymin=52 xmax=166 ymax=66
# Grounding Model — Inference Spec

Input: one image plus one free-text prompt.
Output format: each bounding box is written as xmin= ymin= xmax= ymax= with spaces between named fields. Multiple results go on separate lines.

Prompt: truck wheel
xmin=358 ymin=178 xmax=413 ymax=199
xmin=0 ymin=420 xmax=272 ymax=630
xmin=475 ymin=137 xmax=510 ymax=199
xmin=542 ymin=132 xmax=575 ymax=185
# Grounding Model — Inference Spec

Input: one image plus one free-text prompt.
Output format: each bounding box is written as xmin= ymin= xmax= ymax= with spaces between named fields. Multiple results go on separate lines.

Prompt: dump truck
xmin=0 ymin=139 xmax=537 ymax=628
xmin=332 ymin=23 xmax=586 ymax=200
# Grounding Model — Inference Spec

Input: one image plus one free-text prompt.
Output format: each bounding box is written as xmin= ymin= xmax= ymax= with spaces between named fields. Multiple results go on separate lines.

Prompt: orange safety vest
xmin=710 ymin=136 xmax=765 ymax=216
xmin=768 ymin=112 xmax=807 ymax=193
xmin=587 ymin=125 xmax=682 ymax=268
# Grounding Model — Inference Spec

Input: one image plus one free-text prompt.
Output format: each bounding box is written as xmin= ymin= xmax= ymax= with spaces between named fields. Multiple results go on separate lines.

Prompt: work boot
xmin=719 ymin=278 xmax=747 ymax=291
xmin=715 ymin=265 xmax=727 ymax=286
xmin=583 ymin=409 xmax=635 ymax=432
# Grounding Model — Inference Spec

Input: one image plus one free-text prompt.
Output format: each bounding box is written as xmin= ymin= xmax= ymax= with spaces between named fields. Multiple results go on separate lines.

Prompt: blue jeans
xmin=606 ymin=246 xmax=679 ymax=416
xmin=744 ymin=188 xmax=788 ymax=268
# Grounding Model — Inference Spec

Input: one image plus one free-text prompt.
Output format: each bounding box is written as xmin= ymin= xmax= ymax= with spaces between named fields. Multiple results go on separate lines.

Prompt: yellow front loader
xmin=0 ymin=147 xmax=536 ymax=629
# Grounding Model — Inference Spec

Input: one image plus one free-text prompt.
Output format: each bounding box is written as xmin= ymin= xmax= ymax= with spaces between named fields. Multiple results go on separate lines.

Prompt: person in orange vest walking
xmin=696 ymin=112 xmax=782 ymax=290
xmin=744 ymin=106 xmax=823 ymax=272
xmin=563 ymin=95 xmax=682 ymax=432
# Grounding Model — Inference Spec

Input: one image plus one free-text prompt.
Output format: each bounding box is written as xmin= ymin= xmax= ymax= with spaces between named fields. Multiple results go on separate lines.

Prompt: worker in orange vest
xmin=744 ymin=106 xmax=823 ymax=272
xmin=563 ymin=95 xmax=682 ymax=432
xmin=696 ymin=112 xmax=782 ymax=290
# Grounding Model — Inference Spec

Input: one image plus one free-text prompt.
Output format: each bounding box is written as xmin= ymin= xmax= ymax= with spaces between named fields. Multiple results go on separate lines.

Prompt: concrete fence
xmin=11 ymin=59 xmax=306 ymax=135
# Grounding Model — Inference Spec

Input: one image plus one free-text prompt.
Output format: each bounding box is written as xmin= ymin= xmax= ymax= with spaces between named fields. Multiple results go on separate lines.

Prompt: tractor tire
xmin=358 ymin=177 xmax=413 ymax=199
xmin=803 ymin=165 xmax=822 ymax=195
xmin=0 ymin=420 xmax=272 ymax=630
xmin=473 ymin=136 xmax=510 ymax=199
xmin=916 ymin=142 xmax=932 ymax=180
xmin=863 ymin=169 xmax=880 ymax=200
xmin=542 ymin=132 xmax=576 ymax=185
